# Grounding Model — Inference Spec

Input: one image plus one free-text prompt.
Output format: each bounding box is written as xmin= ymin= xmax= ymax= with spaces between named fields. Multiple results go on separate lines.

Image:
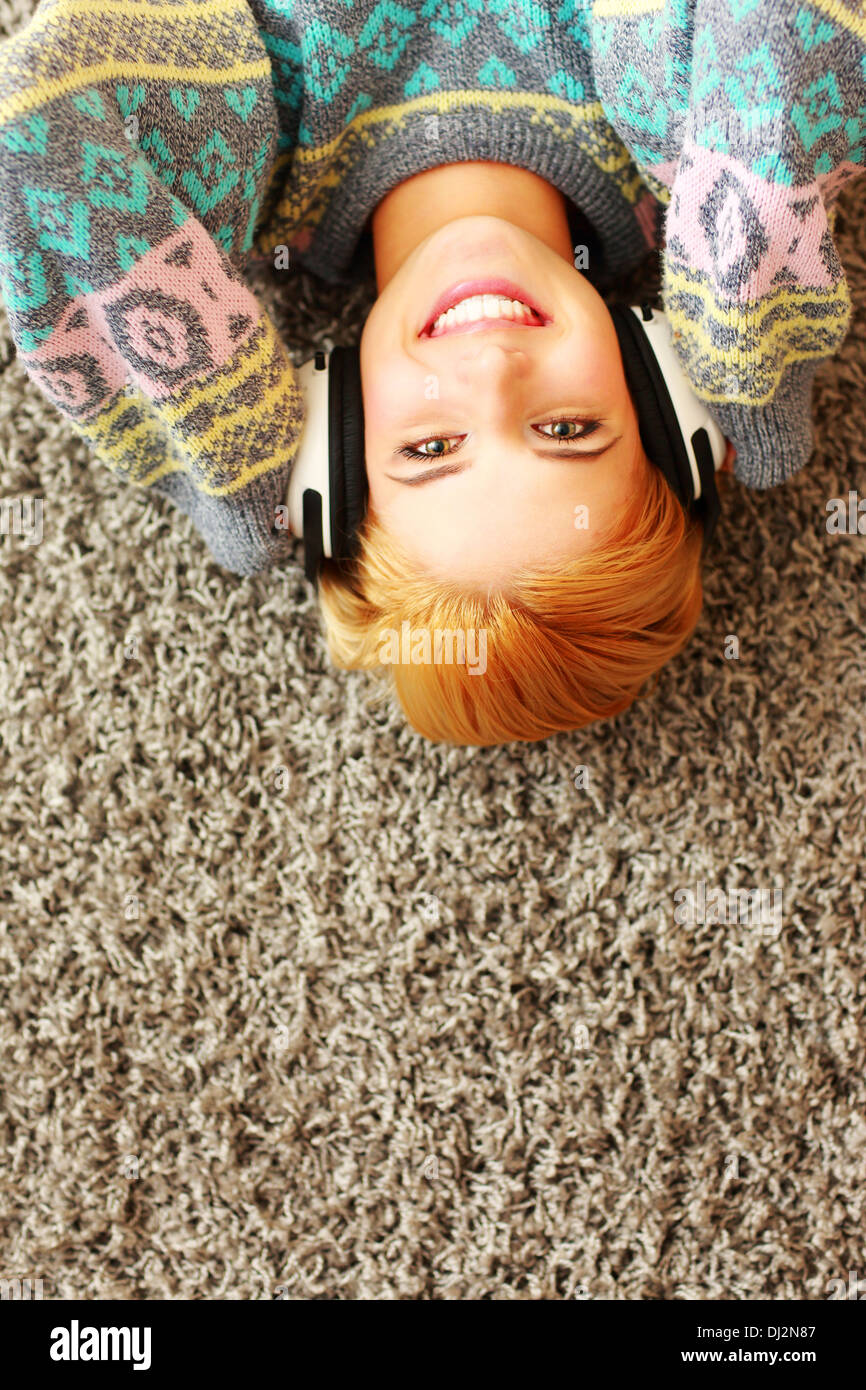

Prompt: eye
xmin=534 ymin=419 xmax=602 ymax=444
xmin=395 ymin=419 xmax=602 ymax=460
xmin=396 ymin=435 xmax=463 ymax=462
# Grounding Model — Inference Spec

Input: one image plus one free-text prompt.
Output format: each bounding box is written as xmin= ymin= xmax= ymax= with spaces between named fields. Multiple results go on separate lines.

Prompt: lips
xmin=418 ymin=277 xmax=551 ymax=338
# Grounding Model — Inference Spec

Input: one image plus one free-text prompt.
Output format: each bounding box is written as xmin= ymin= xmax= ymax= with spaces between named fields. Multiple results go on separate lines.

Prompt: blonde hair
xmin=318 ymin=459 xmax=707 ymax=745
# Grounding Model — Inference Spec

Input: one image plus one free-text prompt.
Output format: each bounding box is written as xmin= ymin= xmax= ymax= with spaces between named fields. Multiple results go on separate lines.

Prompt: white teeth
xmin=429 ymin=294 xmax=538 ymax=334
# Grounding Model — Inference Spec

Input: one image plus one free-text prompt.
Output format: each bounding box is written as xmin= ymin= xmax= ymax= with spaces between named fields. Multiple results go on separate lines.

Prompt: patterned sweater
xmin=0 ymin=0 xmax=863 ymax=575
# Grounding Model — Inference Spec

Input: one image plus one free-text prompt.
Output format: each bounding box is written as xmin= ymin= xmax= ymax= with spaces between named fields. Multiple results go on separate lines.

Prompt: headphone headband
xmin=287 ymin=346 xmax=367 ymax=584
xmin=609 ymin=302 xmax=723 ymax=550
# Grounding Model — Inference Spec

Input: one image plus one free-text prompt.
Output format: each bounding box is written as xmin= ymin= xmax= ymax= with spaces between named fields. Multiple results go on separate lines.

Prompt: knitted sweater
xmin=0 ymin=0 xmax=863 ymax=575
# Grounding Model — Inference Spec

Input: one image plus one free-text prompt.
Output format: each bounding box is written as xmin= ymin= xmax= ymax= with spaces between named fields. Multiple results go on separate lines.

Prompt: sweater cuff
xmin=705 ymin=358 xmax=820 ymax=490
xmin=149 ymin=466 xmax=295 ymax=576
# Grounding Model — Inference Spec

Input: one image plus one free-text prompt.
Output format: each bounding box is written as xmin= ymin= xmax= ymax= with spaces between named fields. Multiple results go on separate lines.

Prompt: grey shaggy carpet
xmin=1 ymin=0 xmax=865 ymax=1302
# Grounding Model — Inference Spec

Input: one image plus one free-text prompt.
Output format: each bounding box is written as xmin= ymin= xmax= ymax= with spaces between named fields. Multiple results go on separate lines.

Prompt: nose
xmin=452 ymin=340 xmax=531 ymax=387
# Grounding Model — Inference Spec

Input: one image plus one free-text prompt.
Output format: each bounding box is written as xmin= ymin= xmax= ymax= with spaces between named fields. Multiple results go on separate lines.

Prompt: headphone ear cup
xmin=609 ymin=303 xmax=695 ymax=510
xmin=327 ymin=345 xmax=368 ymax=565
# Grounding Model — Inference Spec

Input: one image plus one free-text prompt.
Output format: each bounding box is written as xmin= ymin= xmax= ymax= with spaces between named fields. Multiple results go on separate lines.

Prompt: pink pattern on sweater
xmin=666 ymin=140 xmax=835 ymax=297
xmin=22 ymin=219 xmax=262 ymax=416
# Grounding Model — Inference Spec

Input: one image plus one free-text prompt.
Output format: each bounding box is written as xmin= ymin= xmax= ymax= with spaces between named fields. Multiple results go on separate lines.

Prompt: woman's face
xmin=360 ymin=215 xmax=647 ymax=592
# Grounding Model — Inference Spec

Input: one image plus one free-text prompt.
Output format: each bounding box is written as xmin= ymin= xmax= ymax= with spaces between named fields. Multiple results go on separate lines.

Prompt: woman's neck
xmin=370 ymin=161 xmax=575 ymax=291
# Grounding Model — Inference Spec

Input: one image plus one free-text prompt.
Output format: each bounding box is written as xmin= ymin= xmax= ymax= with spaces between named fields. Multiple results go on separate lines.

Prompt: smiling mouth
xmin=419 ymin=278 xmax=551 ymax=339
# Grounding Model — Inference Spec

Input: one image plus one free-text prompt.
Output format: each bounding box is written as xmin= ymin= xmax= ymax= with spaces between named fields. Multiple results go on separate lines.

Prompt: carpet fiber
xmin=1 ymin=0 xmax=865 ymax=1300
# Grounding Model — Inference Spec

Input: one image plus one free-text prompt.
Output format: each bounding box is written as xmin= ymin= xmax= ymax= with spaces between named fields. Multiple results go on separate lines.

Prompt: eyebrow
xmin=385 ymin=437 xmax=621 ymax=486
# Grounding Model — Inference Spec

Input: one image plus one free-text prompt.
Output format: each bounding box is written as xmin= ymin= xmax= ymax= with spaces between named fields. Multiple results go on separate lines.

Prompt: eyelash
xmin=396 ymin=419 xmax=602 ymax=461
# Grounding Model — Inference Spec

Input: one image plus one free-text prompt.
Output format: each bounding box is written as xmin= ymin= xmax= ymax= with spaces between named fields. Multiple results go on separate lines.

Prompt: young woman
xmin=0 ymin=0 xmax=862 ymax=742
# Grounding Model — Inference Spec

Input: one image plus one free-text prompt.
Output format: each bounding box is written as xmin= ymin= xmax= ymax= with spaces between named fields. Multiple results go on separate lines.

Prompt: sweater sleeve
xmin=660 ymin=0 xmax=866 ymax=489
xmin=0 ymin=0 xmax=302 ymax=575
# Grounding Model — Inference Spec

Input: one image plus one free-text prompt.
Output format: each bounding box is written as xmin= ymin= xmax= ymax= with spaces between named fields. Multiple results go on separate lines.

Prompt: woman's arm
xmin=589 ymin=0 xmax=866 ymax=489
xmin=0 ymin=0 xmax=302 ymax=574
xmin=660 ymin=0 xmax=866 ymax=488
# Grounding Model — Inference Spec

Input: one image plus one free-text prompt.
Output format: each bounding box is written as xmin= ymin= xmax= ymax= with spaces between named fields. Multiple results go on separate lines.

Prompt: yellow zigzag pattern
xmin=807 ymin=0 xmax=866 ymax=40
xmin=0 ymin=60 xmax=271 ymax=129
xmin=594 ymin=0 xmax=866 ymax=37
xmin=664 ymin=267 xmax=852 ymax=404
xmin=71 ymin=316 xmax=302 ymax=494
xmin=593 ymin=0 xmax=664 ymax=15
xmin=0 ymin=0 xmax=266 ymax=128
xmin=255 ymin=91 xmax=647 ymax=256
xmin=294 ymin=91 xmax=616 ymax=170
